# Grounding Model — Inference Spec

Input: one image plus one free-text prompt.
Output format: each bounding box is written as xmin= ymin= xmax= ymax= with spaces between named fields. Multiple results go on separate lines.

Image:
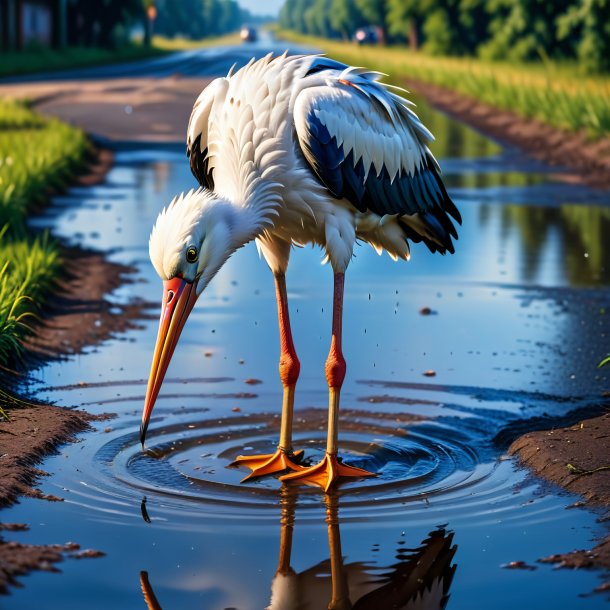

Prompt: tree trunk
xmin=143 ymin=17 xmax=152 ymax=47
xmin=408 ymin=18 xmax=419 ymax=50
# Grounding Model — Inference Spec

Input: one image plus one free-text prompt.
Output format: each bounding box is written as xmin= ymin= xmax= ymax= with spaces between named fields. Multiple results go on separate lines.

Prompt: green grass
xmin=0 ymin=231 xmax=60 ymax=419
xmin=0 ymin=33 xmax=247 ymax=80
xmin=0 ymin=44 xmax=169 ymax=80
xmin=0 ymin=99 xmax=89 ymax=413
xmin=151 ymin=33 xmax=241 ymax=50
xmin=0 ymin=230 xmax=60 ymax=364
xmin=280 ymin=31 xmax=610 ymax=140
xmin=0 ymin=101 xmax=89 ymax=230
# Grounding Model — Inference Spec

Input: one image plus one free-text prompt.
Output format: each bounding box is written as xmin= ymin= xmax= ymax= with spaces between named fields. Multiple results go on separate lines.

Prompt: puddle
xmin=7 ymin=95 xmax=610 ymax=608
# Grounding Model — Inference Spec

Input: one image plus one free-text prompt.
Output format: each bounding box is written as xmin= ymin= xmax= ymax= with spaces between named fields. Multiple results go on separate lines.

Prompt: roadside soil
xmin=0 ymin=146 xmax=144 ymax=593
xmin=509 ymin=412 xmax=610 ymax=588
xmin=409 ymin=79 xmax=610 ymax=189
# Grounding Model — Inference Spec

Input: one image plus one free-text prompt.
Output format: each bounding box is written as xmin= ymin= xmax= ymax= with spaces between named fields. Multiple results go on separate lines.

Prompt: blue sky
xmin=238 ymin=0 xmax=283 ymax=16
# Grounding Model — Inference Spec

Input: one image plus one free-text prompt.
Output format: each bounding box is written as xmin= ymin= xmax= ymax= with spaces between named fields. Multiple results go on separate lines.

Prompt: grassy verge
xmin=0 ymin=99 xmax=89 ymax=417
xmin=0 ymin=101 xmax=89 ymax=228
xmin=0 ymin=44 xmax=168 ymax=80
xmin=280 ymin=30 xmax=610 ymax=140
xmin=0 ymin=33 xmax=245 ymax=80
xmin=152 ymin=33 xmax=241 ymax=51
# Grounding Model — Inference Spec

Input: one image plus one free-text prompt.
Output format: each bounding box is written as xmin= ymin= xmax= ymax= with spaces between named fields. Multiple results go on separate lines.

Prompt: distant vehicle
xmin=240 ymin=26 xmax=257 ymax=43
xmin=354 ymin=26 xmax=381 ymax=45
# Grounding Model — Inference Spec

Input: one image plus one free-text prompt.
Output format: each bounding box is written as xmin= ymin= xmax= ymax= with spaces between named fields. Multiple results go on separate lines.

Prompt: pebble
xmin=501 ymin=561 xmax=537 ymax=571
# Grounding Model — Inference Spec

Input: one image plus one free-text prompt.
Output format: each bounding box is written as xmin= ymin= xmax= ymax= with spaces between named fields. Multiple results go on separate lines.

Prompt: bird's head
xmin=140 ymin=188 xmax=239 ymax=446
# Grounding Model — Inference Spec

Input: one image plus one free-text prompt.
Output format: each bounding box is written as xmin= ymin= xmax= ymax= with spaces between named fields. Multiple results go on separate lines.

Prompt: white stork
xmin=140 ymin=52 xmax=461 ymax=491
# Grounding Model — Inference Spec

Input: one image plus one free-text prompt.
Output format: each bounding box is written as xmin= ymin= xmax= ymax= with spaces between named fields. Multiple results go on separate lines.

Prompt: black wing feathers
xmin=300 ymin=107 xmax=461 ymax=254
xmin=187 ymin=134 xmax=214 ymax=190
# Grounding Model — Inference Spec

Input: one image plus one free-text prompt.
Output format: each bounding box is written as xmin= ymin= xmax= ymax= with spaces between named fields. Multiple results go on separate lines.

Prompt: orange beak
xmin=140 ymin=276 xmax=199 ymax=447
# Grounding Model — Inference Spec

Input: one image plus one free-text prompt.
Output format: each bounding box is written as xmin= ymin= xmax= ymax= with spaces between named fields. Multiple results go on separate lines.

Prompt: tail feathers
xmin=398 ymin=210 xmax=457 ymax=255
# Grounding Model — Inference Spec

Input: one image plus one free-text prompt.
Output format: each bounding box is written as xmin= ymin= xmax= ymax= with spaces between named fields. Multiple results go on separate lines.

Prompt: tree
xmin=458 ymin=0 xmax=490 ymax=55
xmin=329 ymin=0 xmax=363 ymax=40
xmin=422 ymin=8 xmax=453 ymax=55
xmin=67 ymin=0 xmax=143 ymax=47
xmin=385 ymin=0 xmax=423 ymax=49
xmin=557 ymin=0 xmax=610 ymax=72
xmin=478 ymin=0 xmax=573 ymax=62
xmin=279 ymin=0 xmax=313 ymax=33
xmin=219 ymin=0 xmax=242 ymax=34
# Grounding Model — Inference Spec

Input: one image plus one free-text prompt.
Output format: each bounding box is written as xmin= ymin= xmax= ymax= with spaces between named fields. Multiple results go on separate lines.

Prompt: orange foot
xmin=229 ymin=448 xmax=305 ymax=482
xmin=280 ymin=452 xmax=376 ymax=492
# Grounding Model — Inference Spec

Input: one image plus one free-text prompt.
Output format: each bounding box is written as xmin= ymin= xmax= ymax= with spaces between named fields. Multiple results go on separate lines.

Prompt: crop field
xmin=282 ymin=31 xmax=610 ymax=139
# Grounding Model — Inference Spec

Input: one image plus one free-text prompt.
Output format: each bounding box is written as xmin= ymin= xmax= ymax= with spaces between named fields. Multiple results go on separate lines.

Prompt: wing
xmin=294 ymin=67 xmax=461 ymax=253
xmin=186 ymin=76 xmax=229 ymax=190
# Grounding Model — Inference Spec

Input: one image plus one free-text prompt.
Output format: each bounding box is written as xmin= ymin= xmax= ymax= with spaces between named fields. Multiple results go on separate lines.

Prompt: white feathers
xmin=324 ymin=208 xmax=356 ymax=273
xmin=149 ymin=188 xmax=212 ymax=281
xmin=168 ymin=53 xmax=438 ymax=281
xmin=294 ymin=80 xmax=430 ymax=184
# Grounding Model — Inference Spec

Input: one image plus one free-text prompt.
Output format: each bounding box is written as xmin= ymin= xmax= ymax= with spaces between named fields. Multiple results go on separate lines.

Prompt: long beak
xmin=140 ymin=276 xmax=198 ymax=447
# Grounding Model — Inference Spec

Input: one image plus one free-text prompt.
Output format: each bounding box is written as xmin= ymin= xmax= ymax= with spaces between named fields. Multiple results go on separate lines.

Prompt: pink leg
xmin=231 ymin=273 xmax=304 ymax=480
xmin=281 ymin=272 xmax=375 ymax=491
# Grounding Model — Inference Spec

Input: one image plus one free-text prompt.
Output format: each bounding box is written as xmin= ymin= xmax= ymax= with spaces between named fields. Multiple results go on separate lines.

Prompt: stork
xmin=140 ymin=52 xmax=461 ymax=491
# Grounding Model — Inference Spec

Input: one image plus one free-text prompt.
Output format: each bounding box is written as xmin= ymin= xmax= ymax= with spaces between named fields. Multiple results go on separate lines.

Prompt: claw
xmin=280 ymin=452 xmax=376 ymax=492
xmin=229 ymin=448 xmax=305 ymax=482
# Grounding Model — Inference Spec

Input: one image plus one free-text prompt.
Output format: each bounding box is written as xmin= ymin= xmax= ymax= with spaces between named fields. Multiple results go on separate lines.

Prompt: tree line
xmin=154 ymin=0 xmax=252 ymax=40
xmin=279 ymin=0 xmax=610 ymax=72
xmin=65 ymin=0 xmax=254 ymax=48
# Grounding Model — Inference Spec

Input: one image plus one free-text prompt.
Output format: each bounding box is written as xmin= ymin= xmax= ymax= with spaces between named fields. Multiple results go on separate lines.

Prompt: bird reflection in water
xmin=139 ymin=488 xmax=457 ymax=610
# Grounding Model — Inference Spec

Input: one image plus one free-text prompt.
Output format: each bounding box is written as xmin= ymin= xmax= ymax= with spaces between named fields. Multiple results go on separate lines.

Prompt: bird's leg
xmin=281 ymin=272 xmax=375 ymax=491
xmin=230 ymin=273 xmax=304 ymax=480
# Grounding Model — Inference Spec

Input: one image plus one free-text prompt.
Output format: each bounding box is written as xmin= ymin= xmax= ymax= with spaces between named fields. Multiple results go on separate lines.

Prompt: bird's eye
xmin=186 ymin=247 xmax=198 ymax=264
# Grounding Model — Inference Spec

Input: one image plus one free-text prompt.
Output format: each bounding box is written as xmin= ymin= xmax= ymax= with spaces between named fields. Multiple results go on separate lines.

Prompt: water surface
xmin=5 ymin=94 xmax=610 ymax=609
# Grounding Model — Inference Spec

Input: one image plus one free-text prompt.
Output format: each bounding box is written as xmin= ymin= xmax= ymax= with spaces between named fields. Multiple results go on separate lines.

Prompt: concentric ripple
xmin=48 ymin=381 xmax=532 ymax=526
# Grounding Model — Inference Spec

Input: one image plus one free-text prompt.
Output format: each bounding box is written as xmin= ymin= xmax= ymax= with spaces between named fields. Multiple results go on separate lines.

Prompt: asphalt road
xmin=0 ymin=33 xmax=317 ymax=144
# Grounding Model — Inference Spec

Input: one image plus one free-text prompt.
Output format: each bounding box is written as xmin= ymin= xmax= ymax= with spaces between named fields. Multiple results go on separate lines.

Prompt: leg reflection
xmin=268 ymin=488 xmax=457 ymax=610
xmin=139 ymin=489 xmax=457 ymax=610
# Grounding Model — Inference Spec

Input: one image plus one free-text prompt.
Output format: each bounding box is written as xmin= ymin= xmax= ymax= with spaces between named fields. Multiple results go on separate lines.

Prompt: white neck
xmin=194 ymin=188 xmax=279 ymax=292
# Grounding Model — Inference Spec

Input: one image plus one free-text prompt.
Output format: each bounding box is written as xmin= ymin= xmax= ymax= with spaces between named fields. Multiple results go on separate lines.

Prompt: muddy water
xmin=5 ymin=103 xmax=610 ymax=609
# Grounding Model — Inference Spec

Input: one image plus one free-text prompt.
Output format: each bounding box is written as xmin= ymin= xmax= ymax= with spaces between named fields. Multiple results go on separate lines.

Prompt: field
xmin=281 ymin=31 xmax=610 ymax=140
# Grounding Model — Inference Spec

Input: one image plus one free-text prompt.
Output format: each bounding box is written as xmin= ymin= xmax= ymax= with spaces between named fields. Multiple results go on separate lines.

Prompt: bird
xmin=140 ymin=52 xmax=461 ymax=492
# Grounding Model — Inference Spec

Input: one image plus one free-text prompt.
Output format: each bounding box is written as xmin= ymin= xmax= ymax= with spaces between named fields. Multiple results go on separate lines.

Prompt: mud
xmin=410 ymin=79 xmax=610 ymax=189
xmin=510 ymin=412 xmax=610 ymax=580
